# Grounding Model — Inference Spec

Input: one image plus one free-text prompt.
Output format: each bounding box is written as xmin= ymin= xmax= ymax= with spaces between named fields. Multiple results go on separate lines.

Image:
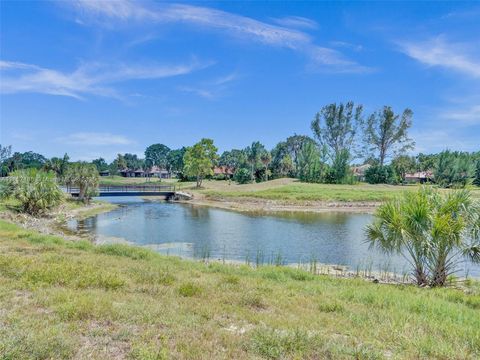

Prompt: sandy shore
xmin=175 ymin=192 xmax=379 ymax=214
xmin=0 ymin=200 xmax=117 ymax=240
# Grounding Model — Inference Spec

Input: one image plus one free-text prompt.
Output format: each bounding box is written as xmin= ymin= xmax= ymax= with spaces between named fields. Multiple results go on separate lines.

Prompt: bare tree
xmin=362 ymin=106 xmax=414 ymax=166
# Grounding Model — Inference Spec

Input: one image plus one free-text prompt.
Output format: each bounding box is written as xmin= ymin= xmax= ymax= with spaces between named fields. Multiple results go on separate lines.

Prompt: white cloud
xmin=56 ymin=132 xmax=134 ymax=146
xmin=178 ymin=72 xmax=239 ymax=100
xmin=399 ymin=36 xmax=480 ymax=78
xmin=0 ymin=59 xmax=209 ymax=99
xmin=411 ymin=129 xmax=479 ymax=153
xmin=441 ymin=104 xmax=480 ymax=125
xmin=272 ymin=16 xmax=318 ymax=30
xmin=71 ymin=0 xmax=368 ymax=73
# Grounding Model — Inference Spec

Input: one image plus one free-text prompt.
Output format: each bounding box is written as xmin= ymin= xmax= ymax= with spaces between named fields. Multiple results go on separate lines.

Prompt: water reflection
xmin=67 ymin=197 xmax=479 ymax=277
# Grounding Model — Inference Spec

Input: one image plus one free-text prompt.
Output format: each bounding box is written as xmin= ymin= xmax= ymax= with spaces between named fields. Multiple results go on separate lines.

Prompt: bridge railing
xmin=63 ymin=184 xmax=176 ymax=194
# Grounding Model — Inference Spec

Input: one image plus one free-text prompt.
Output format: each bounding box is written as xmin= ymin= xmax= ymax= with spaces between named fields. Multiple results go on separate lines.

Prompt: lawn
xmin=196 ymin=179 xmax=419 ymax=203
xmin=0 ymin=219 xmax=479 ymax=359
xmin=192 ymin=179 xmax=480 ymax=203
xmin=98 ymin=177 xmax=480 ymax=203
xmin=99 ymin=175 xmax=166 ymax=186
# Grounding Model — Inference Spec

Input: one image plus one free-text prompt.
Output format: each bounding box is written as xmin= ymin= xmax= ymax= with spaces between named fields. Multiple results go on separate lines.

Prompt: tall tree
xmin=0 ymin=145 xmax=12 ymax=176
xmin=167 ymin=147 xmax=187 ymax=175
xmin=219 ymin=149 xmax=247 ymax=170
xmin=7 ymin=151 xmax=47 ymax=170
xmin=183 ymin=139 xmax=218 ymax=188
xmin=297 ymin=142 xmax=327 ymax=183
xmin=362 ymin=106 xmax=414 ymax=166
xmin=312 ymin=102 xmax=362 ymax=160
xmin=416 ymin=153 xmax=437 ymax=172
xmin=91 ymin=157 xmax=109 ymax=172
xmin=114 ymin=154 xmax=127 ymax=172
xmin=260 ymin=151 xmax=272 ymax=181
xmin=311 ymin=102 xmax=362 ymax=182
xmin=245 ymin=141 xmax=266 ymax=181
xmin=284 ymin=134 xmax=316 ymax=173
xmin=44 ymin=153 xmax=70 ymax=177
xmin=123 ymin=153 xmax=144 ymax=170
xmin=0 ymin=145 xmax=11 ymax=163
xmin=145 ymin=144 xmax=171 ymax=169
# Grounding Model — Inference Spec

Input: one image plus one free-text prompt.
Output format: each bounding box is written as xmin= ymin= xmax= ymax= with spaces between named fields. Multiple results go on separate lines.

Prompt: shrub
xmin=234 ymin=167 xmax=252 ymax=184
xmin=8 ymin=169 xmax=63 ymax=215
xmin=365 ymin=165 xmax=398 ymax=184
xmin=434 ymin=150 xmax=474 ymax=188
xmin=366 ymin=187 xmax=480 ymax=286
xmin=473 ymin=160 xmax=480 ymax=187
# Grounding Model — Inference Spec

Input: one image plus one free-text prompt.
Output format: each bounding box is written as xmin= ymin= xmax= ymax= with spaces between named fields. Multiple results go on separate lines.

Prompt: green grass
xmin=0 ymin=219 xmax=479 ymax=359
xmin=200 ymin=180 xmax=480 ymax=203
xmin=201 ymin=182 xmax=420 ymax=203
xmin=98 ymin=175 xmax=168 ymax=186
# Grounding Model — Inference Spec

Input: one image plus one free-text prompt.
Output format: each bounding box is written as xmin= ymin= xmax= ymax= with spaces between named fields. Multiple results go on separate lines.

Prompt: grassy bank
xmin=99 ymin=176 xmax=165 ymax=186
xmin=99 ymin=176 xmax=480 ymax=204
xmin=192 ymin=179 xmax=480 ymax=203
xmin=0 ymin=220 xmax=479 ymax=359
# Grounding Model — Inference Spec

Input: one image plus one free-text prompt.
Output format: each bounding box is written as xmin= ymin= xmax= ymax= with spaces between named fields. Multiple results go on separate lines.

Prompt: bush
xmin=365 ymin=165 xmax=398 ymax=184
xmin=472 ymin=160 xmax=480 ymax=187
xmin=8 ymin=169 xmax=63 ymax=215
xmin=212 ymin=173 xmax=227 ymax=181
xmin=434 ymin=150 xmax=474 ymax=188
xmin=233 ymin=167 xmax=252 ymax=184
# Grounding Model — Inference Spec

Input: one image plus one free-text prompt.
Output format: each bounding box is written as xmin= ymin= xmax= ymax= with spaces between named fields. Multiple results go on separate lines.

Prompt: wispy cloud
xmin=412 ymin=129 xmax=479 ymax=153
xmin=441 ymin=104 xmax=480 ymax=125
xmin=71 ymin=0 xmax=368 ymax=73
xmin=271 ymin=16 xmax=318 ymax=30
xmin=399 ymin=36 xmax=480 ymax=77
xmin=56 ymin=132 xmax=134 ymax=146
xmin=178 ymin=72 xmax=239 ymax=99
xmin=0 ymin=59 xmax=209 ymax=99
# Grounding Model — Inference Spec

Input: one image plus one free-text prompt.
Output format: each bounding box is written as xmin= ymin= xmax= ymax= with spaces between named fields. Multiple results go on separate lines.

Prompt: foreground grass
xmin=0 ymin=220 xmax=479 ymax=359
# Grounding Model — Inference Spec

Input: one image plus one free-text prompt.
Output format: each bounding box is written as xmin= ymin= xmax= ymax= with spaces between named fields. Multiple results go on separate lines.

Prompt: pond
xmin=67 ymin=197 xmax=479 ymax=277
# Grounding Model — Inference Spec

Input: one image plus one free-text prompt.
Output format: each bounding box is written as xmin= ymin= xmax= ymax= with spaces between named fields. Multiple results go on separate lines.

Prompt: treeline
xmin=1 ymin=101 xmax=479 ymax=188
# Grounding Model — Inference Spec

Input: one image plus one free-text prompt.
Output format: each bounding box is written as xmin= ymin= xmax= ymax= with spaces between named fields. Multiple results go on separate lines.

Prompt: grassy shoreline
xmin=0 ymin=219 xmax=479 ymax=359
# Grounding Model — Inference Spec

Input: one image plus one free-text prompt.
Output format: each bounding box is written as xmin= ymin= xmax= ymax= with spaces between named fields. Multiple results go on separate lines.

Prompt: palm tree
xmin=366 ymin=187 xmax=480 ymax=286
xmin=260 ymin=151 xmax=272 ymax=181
xmin=63 ymin=162 xmax=99 ymax=202
xmin=7 ymin=169 xmax=62 ymax=215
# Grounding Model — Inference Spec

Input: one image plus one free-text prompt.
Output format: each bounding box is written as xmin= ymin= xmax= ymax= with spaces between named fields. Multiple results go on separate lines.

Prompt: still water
xmin=67 ymin=197 xmax=479 ymax=277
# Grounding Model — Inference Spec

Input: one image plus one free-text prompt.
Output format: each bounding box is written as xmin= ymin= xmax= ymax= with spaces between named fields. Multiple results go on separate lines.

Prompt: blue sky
xmin=1 ymin=0 xmax=479 ymax=161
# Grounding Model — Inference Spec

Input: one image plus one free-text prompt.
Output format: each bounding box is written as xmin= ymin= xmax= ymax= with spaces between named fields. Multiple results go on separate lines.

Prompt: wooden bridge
xmin=64 ymin=185 xmax=187 ymax=199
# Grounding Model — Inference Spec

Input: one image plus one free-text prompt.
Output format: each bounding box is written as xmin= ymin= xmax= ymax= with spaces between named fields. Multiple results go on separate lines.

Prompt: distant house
xmin=119 ymin=169 xmax=145 ymax=178
xmin=147 ymin=166 xmax=171 ymax=179
xmin=99 ymin=170 xmax=110 ymax=177
xmin=351 ymin=164 xmax=371 ymax=181
xmin=404 ymin=171 xmax=434 ymax=183
xmin=214 ymin=166 xmax=235 ymax=177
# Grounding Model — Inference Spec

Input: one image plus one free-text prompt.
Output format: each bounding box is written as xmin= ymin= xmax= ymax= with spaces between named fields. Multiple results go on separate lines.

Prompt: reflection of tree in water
xmin=244 ymin=210 xmax=353 ymax=225
xmin=185 ymin=205 xmax=210 ymax=219
xmin=75 ymin=216 xmax=98 ymax=234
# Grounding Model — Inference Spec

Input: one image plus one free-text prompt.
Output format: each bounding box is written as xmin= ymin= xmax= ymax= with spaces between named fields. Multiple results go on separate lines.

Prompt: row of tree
xmin=1 ymin=101 xmax=479 ymax=187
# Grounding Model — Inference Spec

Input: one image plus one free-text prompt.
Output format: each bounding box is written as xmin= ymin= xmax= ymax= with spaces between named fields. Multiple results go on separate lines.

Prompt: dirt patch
xmin=178 ymin=195 xmax=378 ymax=214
